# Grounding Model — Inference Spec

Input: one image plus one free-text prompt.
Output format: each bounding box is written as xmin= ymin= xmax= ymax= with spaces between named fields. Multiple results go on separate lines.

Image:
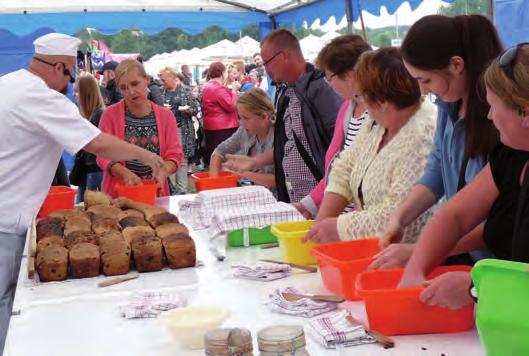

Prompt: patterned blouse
xmin=326 ymin=99 xmax=437 ymax=243
xmin=124 ymin=110 xmax=160 ymax=179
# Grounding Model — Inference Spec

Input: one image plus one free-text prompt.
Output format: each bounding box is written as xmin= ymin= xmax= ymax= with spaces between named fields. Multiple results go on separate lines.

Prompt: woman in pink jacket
xmin=97 ymin=59 xmax=183 ymax=197
xmin=201 ymin=61 xmax=240 ymax=165
xmin=294 ymin=35 xmax=372 ymax=218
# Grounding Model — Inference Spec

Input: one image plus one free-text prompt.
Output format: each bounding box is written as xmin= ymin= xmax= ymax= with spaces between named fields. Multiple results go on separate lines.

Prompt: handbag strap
xmin=292 ymin=129 xmax=323 ymax=182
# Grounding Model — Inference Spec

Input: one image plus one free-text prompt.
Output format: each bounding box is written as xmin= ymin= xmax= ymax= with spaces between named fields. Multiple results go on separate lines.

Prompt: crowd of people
xmin=0 ymin=11 xmax=528 ymax=352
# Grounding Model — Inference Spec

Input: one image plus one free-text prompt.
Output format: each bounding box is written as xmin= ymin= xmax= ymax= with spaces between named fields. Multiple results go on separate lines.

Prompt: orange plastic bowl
xmin=38 ymin=186 xmax=77 ymax=217
xmin=311 ymin=238 xmax=380 ymax=300
xmin=115 ymin=179 xmax=160 ymax=205
xmin=191 ymin=172 xmax=240 ymax=192
xmin=357 ymin=265 xmax=475 ymax=335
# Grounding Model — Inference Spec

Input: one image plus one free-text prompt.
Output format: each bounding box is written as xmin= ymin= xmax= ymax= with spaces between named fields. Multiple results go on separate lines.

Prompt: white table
xmin=4 ymin=196 xmax=485 ymax=356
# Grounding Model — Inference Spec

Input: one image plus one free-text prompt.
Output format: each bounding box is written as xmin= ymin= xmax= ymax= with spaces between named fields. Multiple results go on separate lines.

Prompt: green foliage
xmin=438 ymin=0 xmax=489 ymax=16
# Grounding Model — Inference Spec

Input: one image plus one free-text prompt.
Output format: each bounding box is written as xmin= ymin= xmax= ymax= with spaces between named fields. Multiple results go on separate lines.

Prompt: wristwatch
xmin=468 ymin=281 xmax=478 ymax=303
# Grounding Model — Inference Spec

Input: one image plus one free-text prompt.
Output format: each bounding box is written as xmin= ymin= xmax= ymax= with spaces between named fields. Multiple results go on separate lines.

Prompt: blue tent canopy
xmin=495 ymin=0 xmax=529 ymax=47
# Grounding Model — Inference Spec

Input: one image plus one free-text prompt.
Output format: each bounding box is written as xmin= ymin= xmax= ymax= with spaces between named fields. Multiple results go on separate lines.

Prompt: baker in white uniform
xmin=0 ymin=33 xmax=169 ymax=351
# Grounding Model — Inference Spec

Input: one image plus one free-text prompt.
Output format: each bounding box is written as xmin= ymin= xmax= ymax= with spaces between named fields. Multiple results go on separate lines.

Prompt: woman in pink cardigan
xmin=294 ymin=35 xmax=372 ymax=218
xmin=97 ymin=59 xmax=183 ymax=197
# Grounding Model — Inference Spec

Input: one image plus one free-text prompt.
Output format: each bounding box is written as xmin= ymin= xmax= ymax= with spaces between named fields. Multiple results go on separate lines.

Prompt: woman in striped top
xmin=294 ymin=34 xmax=372 ymax=218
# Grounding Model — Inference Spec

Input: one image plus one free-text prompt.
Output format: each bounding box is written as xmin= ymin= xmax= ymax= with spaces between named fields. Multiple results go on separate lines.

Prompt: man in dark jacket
xmin=261 ymin=29 xmax=342 ymax=203
xmin=99 ymin=60 xmax=122 ymax=105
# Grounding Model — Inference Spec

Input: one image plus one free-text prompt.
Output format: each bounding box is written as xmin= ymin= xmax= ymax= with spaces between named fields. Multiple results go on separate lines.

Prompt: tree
xmin=438 ymin=0 xmax=489 ymax=16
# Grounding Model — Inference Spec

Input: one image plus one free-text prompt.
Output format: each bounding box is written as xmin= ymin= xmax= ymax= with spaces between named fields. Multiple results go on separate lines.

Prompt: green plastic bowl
xmin=227 ymin=226 xmax=277 ymax=247
xmin=472 ymin=258 xmax=529 ymax=356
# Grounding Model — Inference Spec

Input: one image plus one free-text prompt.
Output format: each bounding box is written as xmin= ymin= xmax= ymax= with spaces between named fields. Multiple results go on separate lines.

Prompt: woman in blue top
xmin=372 ymin=14 xmax=502 ymax=268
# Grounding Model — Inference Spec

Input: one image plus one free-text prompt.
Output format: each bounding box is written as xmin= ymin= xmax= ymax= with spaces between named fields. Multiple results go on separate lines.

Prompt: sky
xmin=311 ymin=0 xmax=450 ymax=32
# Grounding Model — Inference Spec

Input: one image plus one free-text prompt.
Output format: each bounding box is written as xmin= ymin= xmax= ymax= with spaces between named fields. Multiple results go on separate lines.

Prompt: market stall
xmin=4 ymin=195 xmax=485 ymax=356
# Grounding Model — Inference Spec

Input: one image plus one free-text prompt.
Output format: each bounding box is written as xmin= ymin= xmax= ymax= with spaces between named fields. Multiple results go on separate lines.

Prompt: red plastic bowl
xmin=311 ymin=238 xmax=380 ymax=300
xmin=38 ymin=186 xmax=77 ymax=217
xmin=191 ymin=171 xmax=240 ymax=192
xmin=115 ymin=179 xmax=160 ymax=205
xmin=357 ymin=265 xmax=475 ymax=335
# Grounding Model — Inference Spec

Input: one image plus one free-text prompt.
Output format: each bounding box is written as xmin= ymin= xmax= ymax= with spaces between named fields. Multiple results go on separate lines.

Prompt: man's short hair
xmin=260 ymin=29 xmax=303 ymax=57
xmin=253 ymin=53 xmax=261 ymax=58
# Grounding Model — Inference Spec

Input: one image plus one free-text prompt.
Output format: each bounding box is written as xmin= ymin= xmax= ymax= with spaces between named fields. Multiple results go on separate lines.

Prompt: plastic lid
xmin=257 ymin=325 xmax=306 ymax=352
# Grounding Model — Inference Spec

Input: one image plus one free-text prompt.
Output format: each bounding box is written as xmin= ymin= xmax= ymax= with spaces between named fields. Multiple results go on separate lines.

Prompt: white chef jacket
xmin=0 ymin=69 xmax=101 ymax=234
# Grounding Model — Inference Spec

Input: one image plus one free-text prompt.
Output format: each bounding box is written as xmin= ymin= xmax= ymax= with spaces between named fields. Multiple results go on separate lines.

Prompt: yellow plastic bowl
xmin=159 ymin=306 xmax=230 ymax=349
xmin=271 ymin=220 xmax=318 ymax=265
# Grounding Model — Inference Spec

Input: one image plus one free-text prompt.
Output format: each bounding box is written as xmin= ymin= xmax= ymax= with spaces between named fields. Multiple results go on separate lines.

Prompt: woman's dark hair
xmin=316 ymin=34 xmax=372 ymax=77
xmin=401 ymin=14 xmax=502 ymax=159
xmin=355 ymin=47 xmax=421 ymax=109
xmin=208 ymin=62 xmax=225 ymax=79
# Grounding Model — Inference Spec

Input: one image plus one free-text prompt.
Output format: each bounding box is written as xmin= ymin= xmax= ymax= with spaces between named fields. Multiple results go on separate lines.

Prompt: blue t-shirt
xmin=417 ymin=98 xmax=487 ymax=200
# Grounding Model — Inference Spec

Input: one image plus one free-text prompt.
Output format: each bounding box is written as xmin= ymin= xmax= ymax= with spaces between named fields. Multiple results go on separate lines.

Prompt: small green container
xmin=472 ymin=258 xmax=529 ymax=356
xmin=227 ymin=226 xmax=277 ymax=247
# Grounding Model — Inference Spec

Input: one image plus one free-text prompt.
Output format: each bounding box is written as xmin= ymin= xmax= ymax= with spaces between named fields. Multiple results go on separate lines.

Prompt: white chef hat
xmin=33 ymin=33 xmax=81 ymax=57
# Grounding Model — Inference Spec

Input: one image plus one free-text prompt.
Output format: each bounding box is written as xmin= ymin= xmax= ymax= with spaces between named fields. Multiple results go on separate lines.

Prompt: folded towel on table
xmin=120 ymin=291 xmax=186 ymax=319
xmin=233 ymin=262 xmax=292 ymax=281
xmin=307 ymin=310 xmax=376 ymax=349
xmin=266 ymin=287 xmax=338 ymax=318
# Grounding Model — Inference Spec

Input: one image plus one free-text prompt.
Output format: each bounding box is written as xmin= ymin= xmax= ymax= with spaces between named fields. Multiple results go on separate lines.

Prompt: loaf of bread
xmin=69 ymin=243 xmax=100 ymax=278
xmin=100 ymin=238 xmax=131 ymax=276
xmin=155 ymin=223 xmax=189 ymax=239
xmin=64 ymin=218 xmax=92 ymax=237
xmin=119 ymin=216 xmax=150 ymax=229
xmin=117 ymin=209 xmax=144 ymax=221
xmin=98 ymin=230 xmax=125 ymax=245
xmin=64 ymin=209 xmax=91 ymax=225
xmin=163 ymin=233 xmax=196 ymax=269
xmin=36 ymin=217 xmax=64 ymax=241
xmin=147 ymin=212 xmax=179 ymax=228
xmin=131 ymin=235 xmax=164 ymax=272
xmin=122 ymin=226 xmax=155 ymax=245
xmin=91 ymin=215 xmax=121 ymax=235
xmin=64 ymin=231 xmax=98 ymax=250
xmin=84 ymin=190 xmax=111 ymax=208
xmin=111 ymin=198 xmax=165 ymax=222
xmin=37 ymin=245 xmax=68 ymax=282
xmin=87 ymin=205 xmax=122 ymax=219
xmin=37 ymin=235 xmax=65 ymax=254
xmin=48 ymin=209 xmax=70 ymax=221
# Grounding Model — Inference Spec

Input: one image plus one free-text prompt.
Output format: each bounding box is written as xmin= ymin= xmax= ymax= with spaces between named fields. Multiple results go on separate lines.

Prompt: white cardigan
xmin=325 ymin=99 xmax=437 ymax=242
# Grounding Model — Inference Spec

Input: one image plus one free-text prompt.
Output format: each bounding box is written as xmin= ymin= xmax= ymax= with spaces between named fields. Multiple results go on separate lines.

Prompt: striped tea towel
xmin=120 ymin=291 xmax=186 ymax=319
xmin=266 ymin=287 xmax=338 ymax=318
xmin=209 ymin=202 xmax=304 ymax=236
xmin=232 ymin=262 xmax=292 ymax=281
xmin=178 ymin=186 xmax=277 ymax=229
xmin=307 ymin=310 xmax=376 ymax=349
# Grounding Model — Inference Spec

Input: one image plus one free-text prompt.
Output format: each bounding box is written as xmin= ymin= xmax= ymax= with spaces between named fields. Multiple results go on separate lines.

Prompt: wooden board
xmin=27 ymin=215 xmax=37 ymax=279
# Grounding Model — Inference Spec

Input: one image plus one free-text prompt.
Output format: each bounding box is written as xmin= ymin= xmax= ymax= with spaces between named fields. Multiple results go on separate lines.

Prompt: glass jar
xmin=257 ymin=325 xmax=309 ymax=356
xmin=205 ymin=328 xmax=253 ymax=356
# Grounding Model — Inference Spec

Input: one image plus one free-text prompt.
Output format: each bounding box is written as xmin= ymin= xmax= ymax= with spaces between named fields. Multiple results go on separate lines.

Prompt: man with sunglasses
xmin=0 ymin=33 xmax=167 ymax=352
xmin=260 ymin=29 xmax=342 ymax=203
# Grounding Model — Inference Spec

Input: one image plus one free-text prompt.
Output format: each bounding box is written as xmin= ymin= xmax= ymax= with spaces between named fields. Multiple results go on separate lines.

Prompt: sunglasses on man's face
xmin=499 ymin=42 xmax=529 ymax=82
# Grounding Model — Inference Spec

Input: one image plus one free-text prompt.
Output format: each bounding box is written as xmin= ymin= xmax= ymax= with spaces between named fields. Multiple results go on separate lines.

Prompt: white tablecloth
xmin=4 ymin=195 xmax=485 ymax=356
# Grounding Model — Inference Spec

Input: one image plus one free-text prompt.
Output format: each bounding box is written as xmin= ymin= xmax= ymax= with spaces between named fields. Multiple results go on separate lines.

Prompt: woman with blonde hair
xmin=97 ymin=59 xmax=183 ymax=197
xmin=209 ymin=88 xmax=275 ymax=189
xmin=69 ymin=74 xmax=105 ymax=201
xmin=397 ymin=44 xmax=529 ymax=309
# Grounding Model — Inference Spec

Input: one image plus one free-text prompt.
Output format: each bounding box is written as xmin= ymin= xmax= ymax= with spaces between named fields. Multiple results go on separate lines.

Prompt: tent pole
xmin=213 ymin=0 xmax=268 ymax=14
xmin=359 ymin=9 xmax=367 ymax=41
xmin=345 ymin=0 xmax=353 ymax=34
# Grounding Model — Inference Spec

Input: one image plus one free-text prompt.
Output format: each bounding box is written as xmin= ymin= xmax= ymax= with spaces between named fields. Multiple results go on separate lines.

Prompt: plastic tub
xmin=311 ymin=238 xmax=381 ymax=301
xmin=114 ymin=179 xmax=160 ymax=205
xmin=191 ymin=172 xmax=240 ymax=192
xmin=357 ymin=265 xmax=475 ymax=335
xmin=38 ymin=186 xmax=77 ymax=217
xmin=227 ymin=226 xmax=277 ymax=247
xmin=472 ymin=259 xmax=529 ymax=356
xmin=271 ymin=221 xmax=317 ymax=265
xmin=160 ymin=306 xmax=230 ymax=349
